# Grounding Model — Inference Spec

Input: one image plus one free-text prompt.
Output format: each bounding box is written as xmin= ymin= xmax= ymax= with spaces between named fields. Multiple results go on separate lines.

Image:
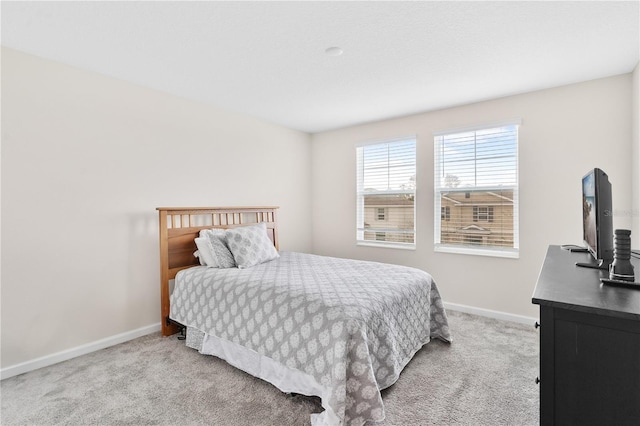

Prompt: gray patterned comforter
xmin=171 ymin=252 xmax=451 ymax=425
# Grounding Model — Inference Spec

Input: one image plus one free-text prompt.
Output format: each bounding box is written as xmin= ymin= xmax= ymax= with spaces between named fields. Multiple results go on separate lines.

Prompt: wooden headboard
xmin=156 ymin=206 xmax=279 ymax=336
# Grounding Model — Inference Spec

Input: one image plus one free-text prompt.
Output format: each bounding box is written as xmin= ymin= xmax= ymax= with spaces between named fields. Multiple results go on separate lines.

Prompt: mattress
xmin=170 ymin=251 xmax=451 ymax=425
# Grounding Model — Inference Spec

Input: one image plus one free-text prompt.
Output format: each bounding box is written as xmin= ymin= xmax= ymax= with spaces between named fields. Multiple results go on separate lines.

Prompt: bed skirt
xmin=186 ymin=327 xmax=339 ymax=425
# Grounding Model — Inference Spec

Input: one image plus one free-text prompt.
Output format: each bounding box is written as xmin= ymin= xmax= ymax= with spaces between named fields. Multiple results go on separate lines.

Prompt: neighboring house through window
xmin=356 ymin=136 xmax=416 ymax=248
xmin=434 ymin=121 xmax=520 ymax=257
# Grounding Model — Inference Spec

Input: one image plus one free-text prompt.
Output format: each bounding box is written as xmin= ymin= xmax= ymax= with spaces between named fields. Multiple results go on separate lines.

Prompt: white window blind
xmin=434 ymin=121 xmax=519 ymax=257
xmin=357 ymin=137 xmax=416 ymax=248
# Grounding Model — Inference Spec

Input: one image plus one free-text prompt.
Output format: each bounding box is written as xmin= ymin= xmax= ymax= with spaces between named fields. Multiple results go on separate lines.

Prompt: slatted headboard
xmin=156 ymin=206 xmax=279 ymax=336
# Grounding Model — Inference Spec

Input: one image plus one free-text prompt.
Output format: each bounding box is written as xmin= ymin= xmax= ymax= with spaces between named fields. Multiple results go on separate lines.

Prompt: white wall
xmin=632 ymin=62 xmax=640 ymax=247
xmin=1 ymin=48 xmax=312 ymax=368
xmin=311 ymin=74 xmax=633 ymax=319
xmin=2 ymin=45 xmax=635 ymax=371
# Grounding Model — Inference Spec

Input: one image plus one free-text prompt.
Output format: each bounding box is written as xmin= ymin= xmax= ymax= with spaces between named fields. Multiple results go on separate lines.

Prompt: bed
xmin=157 ymin=207 xmax=451 ymax=425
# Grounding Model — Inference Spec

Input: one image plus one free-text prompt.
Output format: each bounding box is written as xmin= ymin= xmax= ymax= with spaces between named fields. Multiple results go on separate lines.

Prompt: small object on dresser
xmin=600 ymin=277 xmax=640 ymax=289
xmin=601 ymin=229 xmax=639 ymax=289
xmin=610 ymin=229 xmax=635 ymax=282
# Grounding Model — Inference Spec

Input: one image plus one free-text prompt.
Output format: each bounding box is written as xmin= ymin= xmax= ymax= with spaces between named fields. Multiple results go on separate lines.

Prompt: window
xmin=441 ymin=206 xmax=450 ymax=221
xmin=434 ymin=121 xmax=519 ymax=257
xmin=465 ymin=235 xmax=484 ymax=245
xmin=357 ymin=137 xmax=416 ymax=248
xmin=473 ymin=206 xmax=494 ymax=222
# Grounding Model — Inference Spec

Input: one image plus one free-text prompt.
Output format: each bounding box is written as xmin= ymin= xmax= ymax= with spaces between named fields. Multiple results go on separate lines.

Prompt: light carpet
xmin=1 ymin=310 xmax=539 ymax=425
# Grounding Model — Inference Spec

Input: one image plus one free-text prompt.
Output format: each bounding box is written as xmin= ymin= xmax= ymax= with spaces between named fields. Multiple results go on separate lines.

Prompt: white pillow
xmin=200 ymin=228 xmax=236 ymax=268
xmin=194 ymin=237 xmax=218 ymax=267
xmin=193 ymin=250 xmax=207 ymax=266
xmin=225 ymin=222 xmax=279 ymax=269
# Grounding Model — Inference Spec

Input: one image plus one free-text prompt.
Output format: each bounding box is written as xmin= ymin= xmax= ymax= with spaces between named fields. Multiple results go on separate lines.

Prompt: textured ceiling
xmin=2 ymin=1 xmax=639 ymax=133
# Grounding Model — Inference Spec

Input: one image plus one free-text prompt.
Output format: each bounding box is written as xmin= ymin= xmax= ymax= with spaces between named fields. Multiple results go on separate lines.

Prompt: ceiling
xmin=2 ymin=1 xmax=639 ymax=133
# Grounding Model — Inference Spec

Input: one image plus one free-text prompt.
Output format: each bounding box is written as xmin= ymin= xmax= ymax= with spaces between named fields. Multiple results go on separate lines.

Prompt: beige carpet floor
xmin=1 ymin=310 xmax=539 ymax=425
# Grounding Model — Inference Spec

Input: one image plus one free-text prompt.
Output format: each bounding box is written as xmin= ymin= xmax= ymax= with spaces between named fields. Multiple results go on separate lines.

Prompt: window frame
xmin=356 ymin=136 xmax=417 ymax=250
xmin=433 ymin=120 xmax=520 ymax=259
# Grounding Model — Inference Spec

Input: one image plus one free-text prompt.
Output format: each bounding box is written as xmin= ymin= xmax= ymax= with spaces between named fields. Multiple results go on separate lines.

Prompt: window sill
xmin=357 ymin=241 xmax=416 ymax=251
xmin=434 ymin=244 xmax=519 ymax=259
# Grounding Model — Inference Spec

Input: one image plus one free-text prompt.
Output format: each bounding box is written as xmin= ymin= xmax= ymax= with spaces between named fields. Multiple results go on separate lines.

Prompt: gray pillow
xmin=225 ymin=222 xmax=279 ymax=268
xmin=199 ymin=228 xmax=236 ymax=268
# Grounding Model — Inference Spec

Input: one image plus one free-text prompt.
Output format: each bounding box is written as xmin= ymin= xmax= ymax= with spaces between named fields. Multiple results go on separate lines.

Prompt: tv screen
xmin=582 ymin=171 xmax=598 ymax=254
xmin=579 ymin=168 xmax=613 ymax=269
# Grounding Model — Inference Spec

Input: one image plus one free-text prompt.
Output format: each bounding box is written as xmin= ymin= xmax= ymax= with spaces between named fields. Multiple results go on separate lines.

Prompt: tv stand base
xmin=575 ymin=259 xmax=612 ymax=270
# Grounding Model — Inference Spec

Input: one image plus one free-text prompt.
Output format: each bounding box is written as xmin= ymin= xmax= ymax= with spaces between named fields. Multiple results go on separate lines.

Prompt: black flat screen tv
xmin=577 ymin=168 xmax=613 ymax=270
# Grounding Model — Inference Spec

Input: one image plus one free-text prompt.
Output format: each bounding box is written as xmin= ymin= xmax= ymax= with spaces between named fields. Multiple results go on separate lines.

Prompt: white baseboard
xmin=444 ymin=302 xmax=538 ymax=326
xmin=1 ymin=322 xmax=162 ymax=381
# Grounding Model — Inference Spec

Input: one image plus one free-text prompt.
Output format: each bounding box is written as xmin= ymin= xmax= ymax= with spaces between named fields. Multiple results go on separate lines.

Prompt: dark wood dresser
xmin=532 ymin=245 xmax=640 ymax=425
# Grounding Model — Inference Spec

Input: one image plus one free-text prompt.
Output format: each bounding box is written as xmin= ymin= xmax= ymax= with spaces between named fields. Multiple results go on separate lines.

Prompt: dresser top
xmin=532 ymin=245 xmax=640 ymax=320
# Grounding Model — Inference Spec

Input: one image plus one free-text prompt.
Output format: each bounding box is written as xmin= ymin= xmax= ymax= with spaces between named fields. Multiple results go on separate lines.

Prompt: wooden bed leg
xmin=162 ymin=321 xmax=180 ymax=337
